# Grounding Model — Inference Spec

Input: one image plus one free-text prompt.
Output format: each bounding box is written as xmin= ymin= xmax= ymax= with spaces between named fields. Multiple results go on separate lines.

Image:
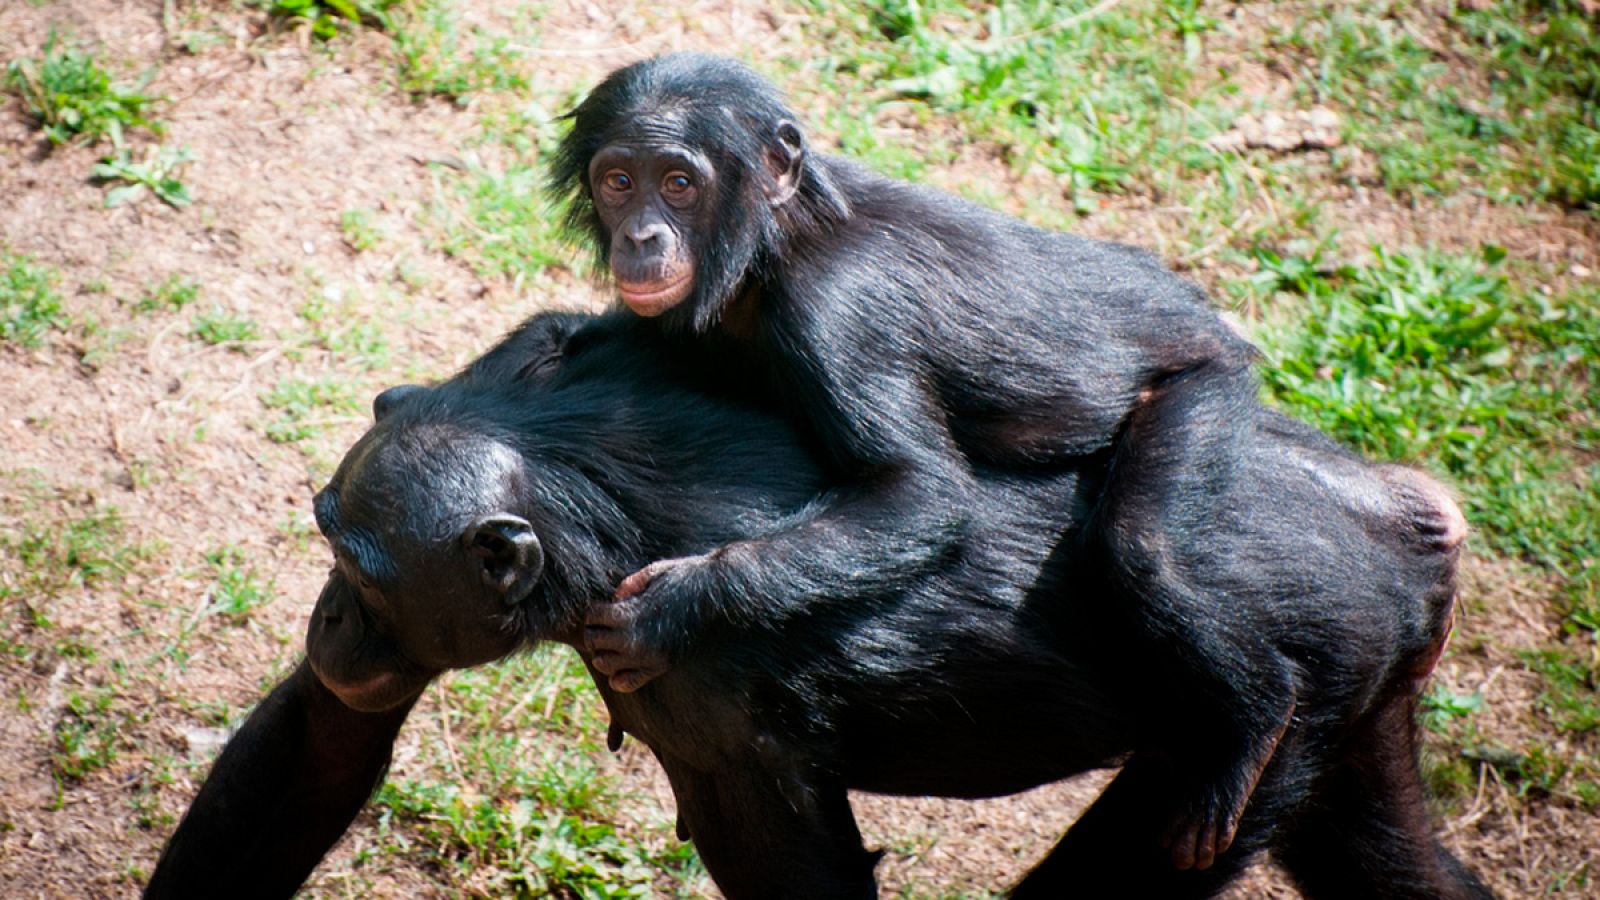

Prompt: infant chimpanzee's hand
xmin=585 ymin=554 xmax=709 ymax=692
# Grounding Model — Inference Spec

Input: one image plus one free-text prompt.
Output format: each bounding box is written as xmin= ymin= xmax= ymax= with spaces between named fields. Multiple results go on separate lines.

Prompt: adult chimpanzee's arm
xmin=144 ymin=661 xmax=416 ymax=899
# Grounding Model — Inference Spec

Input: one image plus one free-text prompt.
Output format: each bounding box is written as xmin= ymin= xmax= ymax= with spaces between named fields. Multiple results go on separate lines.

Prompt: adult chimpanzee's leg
xmin=1087 ymin=353 xmax=1298 ymax=867
xmin=1274 ymin=695 xmax=1497 ymax=900
xmin=144 ymin=661 xmax=416 ymax=899
xmin=659 ymin=757 xmax=878 ymax=899
xmin=1011 ymin=754 xmax=1281 ymax=900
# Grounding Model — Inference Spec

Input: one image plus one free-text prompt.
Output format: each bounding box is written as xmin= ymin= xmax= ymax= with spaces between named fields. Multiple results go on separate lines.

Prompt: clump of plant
xmin=0 ymin=251 xmax=64 ymax=347
xmin=91 ymin=145 xmax=195 ymax=209
xmin=263 ymin=0 xmax=397 ymax=40
xmin=3 ymin=32 xmax=159 ymax=147
xmin=137 ymin=275 xmax=200 ymax=313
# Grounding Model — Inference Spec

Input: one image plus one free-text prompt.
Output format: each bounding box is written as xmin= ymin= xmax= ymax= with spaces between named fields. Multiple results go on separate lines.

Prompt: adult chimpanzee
xmin=550 ymin=53 xmax=1293 ymax=867
xmin=145 ymin=311 xmax=1489 ymax=899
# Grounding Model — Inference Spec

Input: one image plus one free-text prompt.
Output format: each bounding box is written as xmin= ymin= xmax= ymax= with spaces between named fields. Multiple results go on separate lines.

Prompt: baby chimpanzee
xmin=551 ymin=53 xmax=1381 ymax=867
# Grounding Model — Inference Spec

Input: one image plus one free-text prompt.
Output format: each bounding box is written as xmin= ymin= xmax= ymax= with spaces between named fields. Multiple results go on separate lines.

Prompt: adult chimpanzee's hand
xmin=586 ymin=554 xmax=711 ymax=691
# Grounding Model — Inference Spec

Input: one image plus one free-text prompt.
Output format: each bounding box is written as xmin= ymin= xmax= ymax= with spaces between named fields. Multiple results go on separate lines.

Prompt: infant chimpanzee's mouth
xmin=617 ymin=273 xmax=692 ymax=313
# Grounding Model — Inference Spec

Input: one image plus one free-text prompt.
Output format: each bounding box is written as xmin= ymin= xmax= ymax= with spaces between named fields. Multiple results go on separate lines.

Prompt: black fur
xmin=146 ymin=313 xmax=1490 ymax=899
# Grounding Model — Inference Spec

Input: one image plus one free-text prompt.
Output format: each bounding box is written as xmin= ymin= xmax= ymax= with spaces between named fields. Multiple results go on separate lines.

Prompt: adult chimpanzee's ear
xmin=765 ymin=120 xmax=805 ymax=207
xmin=463 ymin=514 xmax=545 ymax=602
xmin=372 ymin=384 xmax=424 ymax=421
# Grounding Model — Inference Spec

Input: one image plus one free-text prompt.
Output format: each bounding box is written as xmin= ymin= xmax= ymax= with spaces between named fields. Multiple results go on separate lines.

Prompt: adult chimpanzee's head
xmin=551 ymin=53 xmax=848 ymax=332
xmin=305 ymin=386 xmax=543 ymax=712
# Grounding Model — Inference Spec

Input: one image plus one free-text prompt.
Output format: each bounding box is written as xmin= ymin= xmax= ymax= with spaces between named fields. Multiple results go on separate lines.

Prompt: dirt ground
xmin=0 ymin=1 xmax=1596 ymax=898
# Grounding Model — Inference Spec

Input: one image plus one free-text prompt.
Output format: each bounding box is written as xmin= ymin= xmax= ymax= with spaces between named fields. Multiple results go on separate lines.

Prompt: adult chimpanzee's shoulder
xmin=456 ymin=310 xmax=602 ymax=385
xmin=452 ymin=310 xmax=680 ymax=391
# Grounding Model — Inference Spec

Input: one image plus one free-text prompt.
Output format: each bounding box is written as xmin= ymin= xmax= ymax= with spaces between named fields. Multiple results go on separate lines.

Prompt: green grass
xmin=1523 ymin=649 xmax=1600 ymax=737
xmin=203 ymin=546 xmax=273 ymax=621
xmin=136 ymin=275 xmax=199 ymax=313
xmin=798 ymin=0 xmax=1232 ymax=214
xmin=4 ymin=32 xmax=159 ymax=147
xmin=0 ymin=251 xmax=63 ymax=347
xmin=190 ymin=307 xmax=261 ymax=348
xmin=10 ymin=505 xmax=141 ymax=598
xmin=53 ymin=688 xmax=121 ymax=781
xmin=259 ymin=376 xmax=362 ymax=445
xmin=1264 ymin=1 xmax=1599 ymax=208
xmin=431 ymin=160 xmax=569 ymax=285
xmin=368 ymin=647 xmax=706 ymax=895
xmin=793 ymin=0 xmax=1599 ymax=225
xmin=389 ymin=0 xmax=537 ymax=100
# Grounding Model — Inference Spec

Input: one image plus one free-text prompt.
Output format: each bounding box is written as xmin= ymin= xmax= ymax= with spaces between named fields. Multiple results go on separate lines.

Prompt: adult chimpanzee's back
xmin=145 ymin=312 xmax=1491 ymax=899
xmin=552 ymin=54 xmax=1304 ymax=866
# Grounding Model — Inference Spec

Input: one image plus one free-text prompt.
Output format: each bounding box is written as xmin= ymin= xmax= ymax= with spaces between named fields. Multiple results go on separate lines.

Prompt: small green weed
xmin=204 ymin=545 xmax=272 ymax=620
xmin=92 ymin=145 xmax=194 ymax=209
xmin=136 ymin=275 xmax=199 ymax=313
xmin=260 ymin=376 xmax=361 ymax=444
xmin=296 ymin=283 xmax=395 ymax=368
xmin=1421 ymin=685 xmax=1485 ymax=735
xmin=322 ymin=321 xmax=389 ymax=368
xmin=190 ymin=307 xmax=261 ymax=348
xmin=297 ymin=288 xmax=393 ymax=368
xmin=4 ymin=32 xmax=159 ymax=146
xmin=0 ymin=251 xmax=64 ymax=347
xmin=130 ymin=755 xmax=178 ymax=829
xmin=53 ymin=688 xmax=120 ymax=781
xmin=263 ymin=0 xmax=395 ymax=40
xmin=75 ymin=314 xmax=133 ymax=372
xmin=339 ymin=208 xmax=385 ymax=252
